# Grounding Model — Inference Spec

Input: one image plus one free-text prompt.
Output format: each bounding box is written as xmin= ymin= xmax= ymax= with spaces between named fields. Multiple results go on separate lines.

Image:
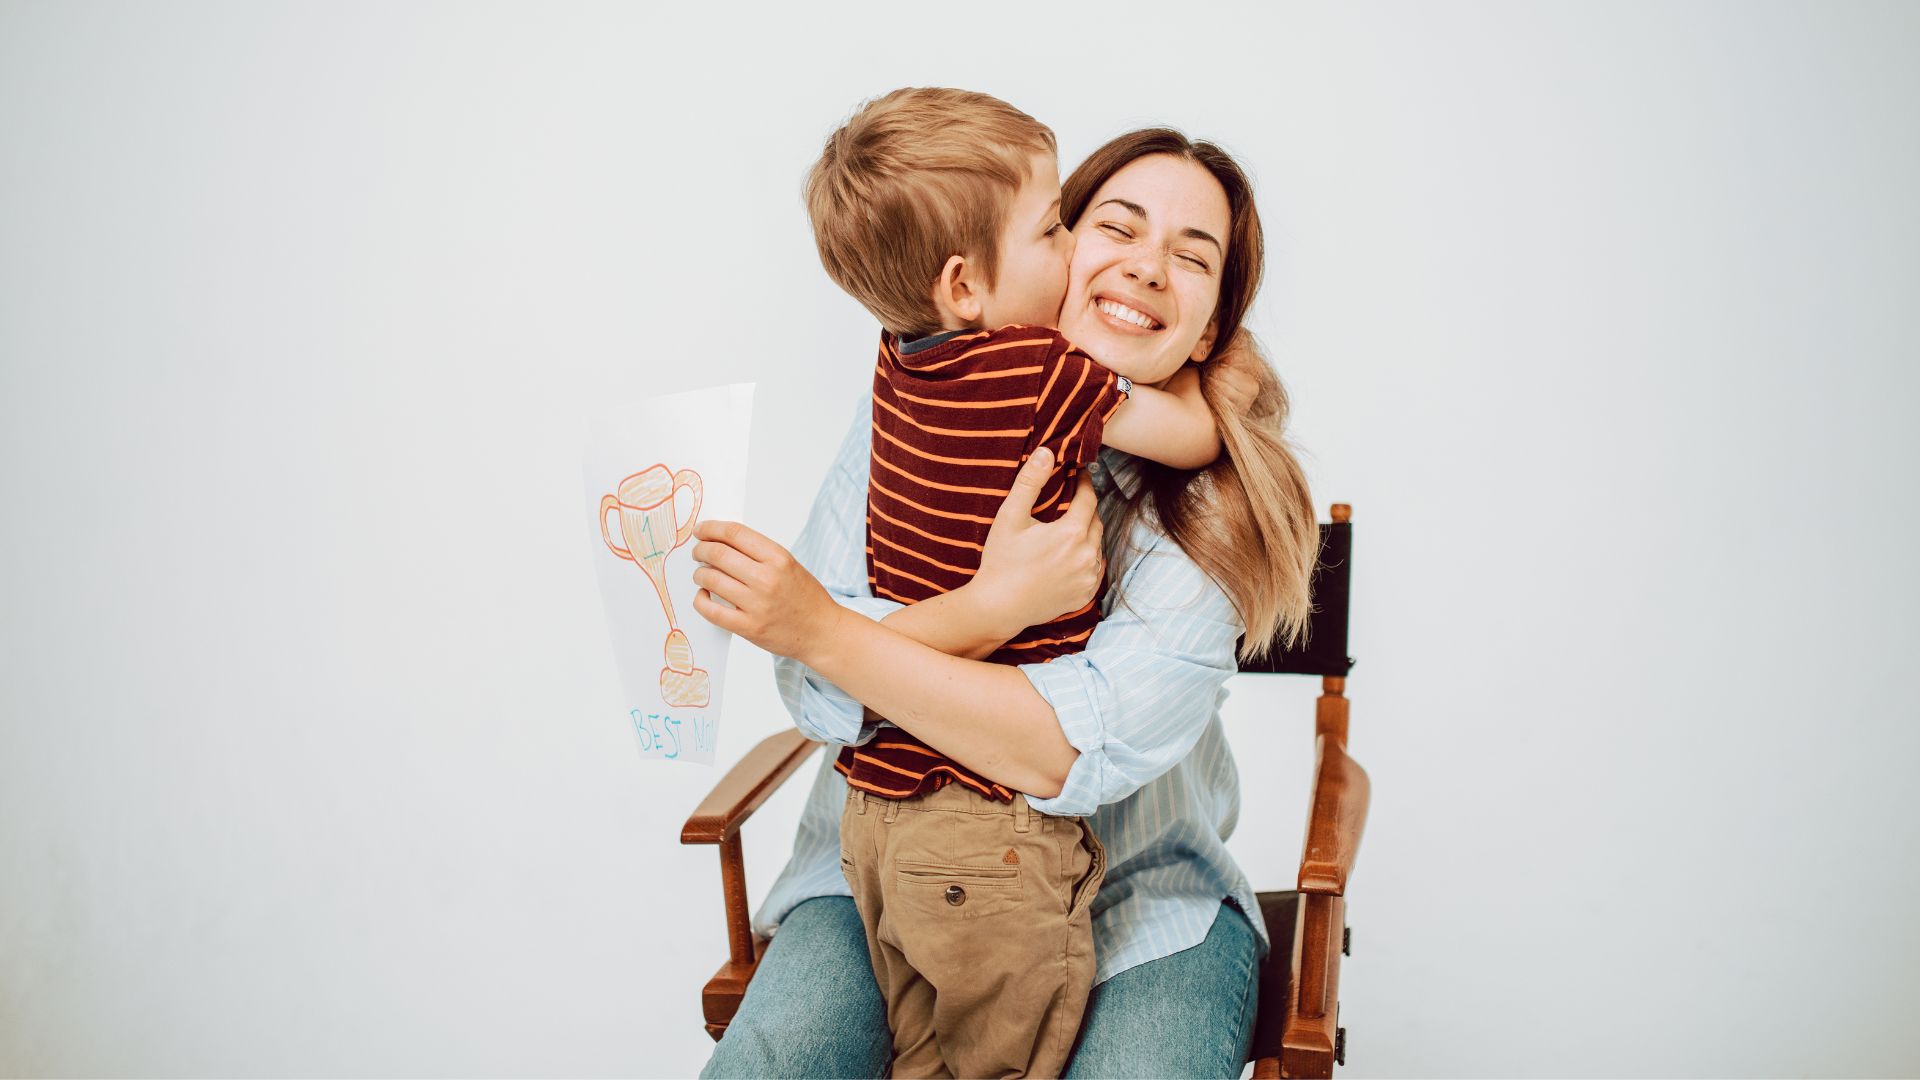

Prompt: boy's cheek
xmin=1048 ymin=274 xmax=1071 ymax=329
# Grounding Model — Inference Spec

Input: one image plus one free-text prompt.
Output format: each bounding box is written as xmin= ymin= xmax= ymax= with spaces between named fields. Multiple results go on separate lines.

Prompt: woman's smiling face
xmin=1056 ymin=154 xmax=1233 ymax=386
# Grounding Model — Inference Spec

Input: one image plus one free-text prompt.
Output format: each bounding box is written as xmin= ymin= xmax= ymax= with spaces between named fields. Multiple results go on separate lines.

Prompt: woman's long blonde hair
xmin=1062 ymin=130 xmax=1318 ymax=660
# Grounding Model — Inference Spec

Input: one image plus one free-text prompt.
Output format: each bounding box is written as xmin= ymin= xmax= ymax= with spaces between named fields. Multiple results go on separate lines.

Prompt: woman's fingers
xmin=691 ymin=565 xmax=752 ymax=610
xmin=692 ymin=588 xmax=745 ymax=633
xmin=690 ymin=539 xmax=763 ymax=588
xmin=693 ymin=519 xmax=782 ymax=563
xmin=996 ymin=447 xmax=1054 ymax=527
xmin=1061 ymin=469 xmax=1097 ymax=531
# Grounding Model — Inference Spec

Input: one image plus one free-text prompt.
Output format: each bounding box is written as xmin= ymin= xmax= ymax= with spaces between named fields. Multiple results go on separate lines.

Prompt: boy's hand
xmin=1208 ymin=329 xmax=1264 ymax=418
xmin=1208 ymin=331 xmax=1264 ymax=417
xmin=690 ymin=521 xmax=843 ymax=664
xmin=968 ymin=448 xmax=1105 ymax=632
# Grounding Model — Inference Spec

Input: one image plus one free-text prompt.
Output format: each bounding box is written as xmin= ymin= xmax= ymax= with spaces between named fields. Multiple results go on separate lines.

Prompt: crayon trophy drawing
xmin=585 ymin=384 xmax=753 ymax=764
xmin=600 ymin=464 xmax=709 ymax=707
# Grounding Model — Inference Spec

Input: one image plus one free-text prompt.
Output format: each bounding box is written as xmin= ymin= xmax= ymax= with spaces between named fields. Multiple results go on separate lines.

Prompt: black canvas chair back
xmin=1239 ymin=516 xmax=1353 ymax=678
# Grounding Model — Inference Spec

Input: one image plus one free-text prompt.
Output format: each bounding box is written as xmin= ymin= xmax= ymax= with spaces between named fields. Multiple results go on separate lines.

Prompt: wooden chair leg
xmin=1280 ymin=893 xmax=1345 ymax=1078
xmin=700 ymin=833 xmax=765 ymax=1038
xmin=701 ymin=934 xmax=767 ymax=1041
xmin=681 ymin=731 xmax=822 ymax=1041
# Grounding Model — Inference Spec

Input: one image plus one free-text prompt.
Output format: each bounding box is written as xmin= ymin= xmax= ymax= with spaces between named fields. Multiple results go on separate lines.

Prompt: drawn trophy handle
xmin=669 ymin=469 xmax=703 ymax=548
xmin=600 ymin=494 xmax=631 ymax=561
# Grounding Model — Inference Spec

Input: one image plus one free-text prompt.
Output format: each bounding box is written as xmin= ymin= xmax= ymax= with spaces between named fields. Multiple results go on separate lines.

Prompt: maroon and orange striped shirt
xmin=834 ymin=325 xmax=1128 ymax=802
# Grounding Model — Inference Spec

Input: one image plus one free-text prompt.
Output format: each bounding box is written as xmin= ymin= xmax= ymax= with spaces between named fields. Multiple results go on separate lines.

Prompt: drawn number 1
xmin=640 ymin=515 xmax=665 ymax=560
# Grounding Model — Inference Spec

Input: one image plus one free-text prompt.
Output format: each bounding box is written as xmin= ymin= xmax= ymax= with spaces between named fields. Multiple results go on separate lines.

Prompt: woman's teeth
xmin=1096 ymin=299 xmax=1161 ymax=330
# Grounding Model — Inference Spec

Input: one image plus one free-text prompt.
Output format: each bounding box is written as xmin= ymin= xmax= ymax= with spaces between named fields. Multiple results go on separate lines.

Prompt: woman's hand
xmin=965 ymin=447 xmax=1105 ymax=634
xmin=692 ymin=506 xmax=1079 ymax=796
xmin=690 ymin=521 xmax=844 ymax=665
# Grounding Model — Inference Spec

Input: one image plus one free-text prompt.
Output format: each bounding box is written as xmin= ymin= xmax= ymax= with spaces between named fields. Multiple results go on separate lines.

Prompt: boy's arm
xmin=1101 ymin=365 xmax=1222 ymax=469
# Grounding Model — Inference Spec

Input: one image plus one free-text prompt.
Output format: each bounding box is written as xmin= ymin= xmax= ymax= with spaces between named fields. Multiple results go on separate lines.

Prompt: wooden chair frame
xmin=682 ymin=504 xmax=1367 ymax=1077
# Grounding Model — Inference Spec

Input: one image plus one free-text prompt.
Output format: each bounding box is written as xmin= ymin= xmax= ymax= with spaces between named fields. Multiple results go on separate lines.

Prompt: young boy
xmin=803 ymin=87 xmax=1224 ymax=1078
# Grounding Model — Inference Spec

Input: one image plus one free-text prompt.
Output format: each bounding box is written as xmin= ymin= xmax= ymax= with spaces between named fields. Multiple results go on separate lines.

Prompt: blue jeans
xmin=701 ymin=895 xmax=1260 ymax=1079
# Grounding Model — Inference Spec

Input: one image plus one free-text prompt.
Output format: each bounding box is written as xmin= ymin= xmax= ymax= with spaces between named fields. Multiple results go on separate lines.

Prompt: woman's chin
xmin=1094 ymin=340 xmax=1186 ymax=385
xmin=1063 ymin=324 xmax=1156 ymax=382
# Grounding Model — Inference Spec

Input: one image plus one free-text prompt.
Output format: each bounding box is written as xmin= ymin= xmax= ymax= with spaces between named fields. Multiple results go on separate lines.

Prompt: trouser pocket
xmin=894 ymin=859 xmax=1024 ymax=920
xmin=1068 ymin=818 xmax=1107 ymax=919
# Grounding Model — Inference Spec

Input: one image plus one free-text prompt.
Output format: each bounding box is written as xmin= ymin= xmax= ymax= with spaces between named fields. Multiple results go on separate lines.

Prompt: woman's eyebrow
xmin=1093 ymin=197 xmax=1223 ymax=256
xmin=1181 ymin=227 xmax=1224 ymax=257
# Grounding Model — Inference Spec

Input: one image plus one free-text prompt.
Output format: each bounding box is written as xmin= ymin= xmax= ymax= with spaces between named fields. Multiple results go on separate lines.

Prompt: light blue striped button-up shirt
xmin=755 ymin=396 xmax=1269 ymax=985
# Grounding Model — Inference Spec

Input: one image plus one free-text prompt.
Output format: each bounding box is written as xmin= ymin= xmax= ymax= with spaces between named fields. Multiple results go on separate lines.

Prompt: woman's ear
xmin=929 ymin=254 xmax=982 ymax=329
xmin=1189 ymin=320 xmax=1220 ymax=362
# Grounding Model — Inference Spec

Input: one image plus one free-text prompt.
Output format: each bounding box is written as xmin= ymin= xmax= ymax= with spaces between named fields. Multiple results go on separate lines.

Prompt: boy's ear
xmin=929 ymin=254 xmax=982 ymax=329
xmin=1189 ymin=320 xmax=1220 ymax=362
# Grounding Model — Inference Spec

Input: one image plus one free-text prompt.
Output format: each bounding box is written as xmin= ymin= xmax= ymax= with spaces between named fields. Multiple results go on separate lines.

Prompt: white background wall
xmin=3 ymin=1 xmax=1916 ymax=1075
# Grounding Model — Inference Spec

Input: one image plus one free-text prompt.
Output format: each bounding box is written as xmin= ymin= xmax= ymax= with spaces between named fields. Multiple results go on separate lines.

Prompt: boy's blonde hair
xmin=806 ymin=87 xmax=1056 ymax=337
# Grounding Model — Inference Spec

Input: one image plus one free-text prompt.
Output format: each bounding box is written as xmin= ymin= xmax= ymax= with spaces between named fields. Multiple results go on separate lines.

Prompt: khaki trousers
xmin=839 ymin=783 xmax=1106 ymax=1079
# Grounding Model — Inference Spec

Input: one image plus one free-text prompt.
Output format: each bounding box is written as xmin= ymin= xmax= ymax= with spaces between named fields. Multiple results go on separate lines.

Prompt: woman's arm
xmin=692 ymin=516 xmax=1080 ymax=797
xmin=696 ymin=499 xmax=1242 ymax=809
xmin=743 ymin=401 xmax=1103 ymax=746
xmin=755 ymin=402 xmax=903 ymax=747
xmin=1013 ymin=520 xmax=1244 ymax=816
xmin=812 ymin=600 xmax=1081 ymax=798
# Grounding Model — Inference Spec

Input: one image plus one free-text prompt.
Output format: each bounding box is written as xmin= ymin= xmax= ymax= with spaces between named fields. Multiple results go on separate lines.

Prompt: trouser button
xmin=945 ymin=884 xmax=966 ymax=906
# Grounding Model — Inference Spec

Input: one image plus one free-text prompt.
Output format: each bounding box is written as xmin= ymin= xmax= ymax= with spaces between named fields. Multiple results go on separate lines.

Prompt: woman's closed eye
xmin=1099 ymin=221 xmax=1207 ymax=269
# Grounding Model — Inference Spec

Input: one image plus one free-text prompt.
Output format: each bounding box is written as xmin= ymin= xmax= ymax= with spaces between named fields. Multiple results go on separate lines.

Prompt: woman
xmin=692 ymin=129 xmax=1317 ymax=1078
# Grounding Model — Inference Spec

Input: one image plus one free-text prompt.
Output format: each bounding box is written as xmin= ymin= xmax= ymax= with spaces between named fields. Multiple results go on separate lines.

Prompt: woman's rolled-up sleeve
xmin=1020 ymin=531 xmax=1245 ymax=817
xmin=771 ymin=399 xmax=900 ymax=746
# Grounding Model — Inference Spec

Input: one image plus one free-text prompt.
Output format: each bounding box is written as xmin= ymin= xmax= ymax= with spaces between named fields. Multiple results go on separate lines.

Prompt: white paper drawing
xmin=585 ymin=383 xmax=753 ymax=764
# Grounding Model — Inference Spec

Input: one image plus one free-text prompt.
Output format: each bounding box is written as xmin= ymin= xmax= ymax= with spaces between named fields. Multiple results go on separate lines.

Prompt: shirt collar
xmin=895 ymin=328 xmax=970 ymax=355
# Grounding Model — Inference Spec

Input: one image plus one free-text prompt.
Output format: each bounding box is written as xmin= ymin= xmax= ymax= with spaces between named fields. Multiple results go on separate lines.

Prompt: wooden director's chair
xmin=682 ymin=504 xmax=1368 ymax=1078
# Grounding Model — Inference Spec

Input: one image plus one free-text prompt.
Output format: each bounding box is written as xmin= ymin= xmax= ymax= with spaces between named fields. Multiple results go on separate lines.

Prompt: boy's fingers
xmin=998 ymin=447 xmax=1054 ymax=525
xmin=1220 ymin=364 xmax=1260 ymax=409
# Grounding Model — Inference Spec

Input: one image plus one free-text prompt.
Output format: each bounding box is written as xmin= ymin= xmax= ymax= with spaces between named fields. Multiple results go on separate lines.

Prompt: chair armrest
xmin=1297 ymin=733 xmax=1369 ymax=895
xmin=682 ymin=727 xmax=823 ymax=844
